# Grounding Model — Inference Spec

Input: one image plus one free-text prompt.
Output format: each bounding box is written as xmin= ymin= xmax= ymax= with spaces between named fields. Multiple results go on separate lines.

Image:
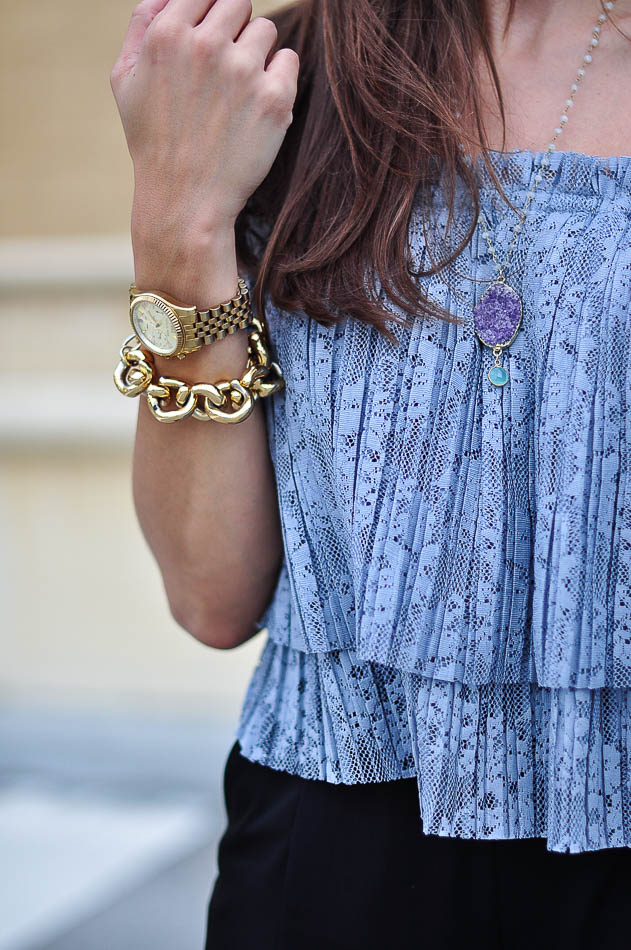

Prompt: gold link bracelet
xmin=113 ymin=313 xmax=284 ymax=424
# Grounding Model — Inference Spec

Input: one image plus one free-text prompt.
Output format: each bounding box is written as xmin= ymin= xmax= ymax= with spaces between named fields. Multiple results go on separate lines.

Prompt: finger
xmin=117 ymin=0 xmax=172 ymax=67
xmin=162 ymin=0 xmax=217 ymax=26
xmin=233 ymin=17 xmax=278 ymax=67
xmin=197 ymin=0 xmax=252 ymax=39
xmin=265 ymin=46 xmax=300 ymax=84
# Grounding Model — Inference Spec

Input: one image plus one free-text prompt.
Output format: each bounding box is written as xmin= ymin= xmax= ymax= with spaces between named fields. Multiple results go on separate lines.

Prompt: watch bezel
xmin=130 ymin=293 xmax=185 ymax=358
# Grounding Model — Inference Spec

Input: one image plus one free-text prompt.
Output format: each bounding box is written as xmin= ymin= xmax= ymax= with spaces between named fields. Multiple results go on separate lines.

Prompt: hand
xmin=110 ymin=0 xmax=299 ymax=239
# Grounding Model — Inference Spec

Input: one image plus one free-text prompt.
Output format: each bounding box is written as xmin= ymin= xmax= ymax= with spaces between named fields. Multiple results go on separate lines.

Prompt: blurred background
xmin=1 ymin=2 xmax=280 ymax=947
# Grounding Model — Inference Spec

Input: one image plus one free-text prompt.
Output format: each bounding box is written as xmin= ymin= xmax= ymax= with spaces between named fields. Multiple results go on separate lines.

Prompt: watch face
xmin=131 ymin=298 xmax=181 ymax=356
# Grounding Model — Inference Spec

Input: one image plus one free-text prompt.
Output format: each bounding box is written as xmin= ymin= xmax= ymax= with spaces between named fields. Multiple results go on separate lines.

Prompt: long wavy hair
xmin=234 ymin=0 xmax=604 ymax=339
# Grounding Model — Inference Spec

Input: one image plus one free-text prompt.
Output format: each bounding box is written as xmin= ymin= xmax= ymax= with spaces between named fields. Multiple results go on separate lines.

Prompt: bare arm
xmin=110 ymin=0 xmax=298 ymax=648
xmin=130 ymin=229 xmax=283 ymax=650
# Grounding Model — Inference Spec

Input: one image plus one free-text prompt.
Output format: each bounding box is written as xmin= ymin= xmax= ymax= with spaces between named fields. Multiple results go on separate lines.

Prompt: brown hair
xmin=235 ymin=0 xmax=519 ymax=339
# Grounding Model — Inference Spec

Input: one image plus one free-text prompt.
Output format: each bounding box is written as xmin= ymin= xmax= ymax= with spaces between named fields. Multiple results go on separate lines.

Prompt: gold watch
xmin=129 ymin=277 xmax=251 ymax=360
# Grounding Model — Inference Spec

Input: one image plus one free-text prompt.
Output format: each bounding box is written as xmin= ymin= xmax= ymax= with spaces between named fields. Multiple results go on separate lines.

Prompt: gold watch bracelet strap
xmin=114 ymin=313 xmax=284 ymax=424
xmin=193 ymin=275 xmax=251 ymax=345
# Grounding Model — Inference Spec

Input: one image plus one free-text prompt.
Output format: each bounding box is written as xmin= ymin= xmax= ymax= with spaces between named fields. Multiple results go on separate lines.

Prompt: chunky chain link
xmin=113 ymin=313 xmax=284 ymax=424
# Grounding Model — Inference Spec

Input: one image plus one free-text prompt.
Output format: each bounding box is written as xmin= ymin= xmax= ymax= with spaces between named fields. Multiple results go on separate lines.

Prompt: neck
xmin=472 ymin=0 xmax=631 ymax=157
xmin=485 ymin=0 xmax=621 ymax=55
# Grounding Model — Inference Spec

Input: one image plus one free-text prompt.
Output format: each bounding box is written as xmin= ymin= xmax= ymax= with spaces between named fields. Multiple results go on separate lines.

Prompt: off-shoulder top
xmin=235 ymin=148 xmax=631 ymax=854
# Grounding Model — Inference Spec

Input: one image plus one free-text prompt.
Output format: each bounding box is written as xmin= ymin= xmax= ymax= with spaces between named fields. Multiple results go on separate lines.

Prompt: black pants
xmin=205 ymin=742 xmax=631 ymax=950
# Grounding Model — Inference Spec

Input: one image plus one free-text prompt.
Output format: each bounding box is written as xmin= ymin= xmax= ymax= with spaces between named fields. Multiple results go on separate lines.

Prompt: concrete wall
xmin=2 ymin=0 xmax=285 ymax=718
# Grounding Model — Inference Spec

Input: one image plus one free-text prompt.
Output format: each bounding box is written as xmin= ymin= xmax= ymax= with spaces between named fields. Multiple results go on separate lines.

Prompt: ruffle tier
xmin=237 ymin=640 xmax=631 ymax=854
xmin=404 ymin=671 xmax=631 ymax=853
xmin=237 ymin=637 xmax=415 ymax=784
xmin=255 ymin=150 xmax=631 ymax=690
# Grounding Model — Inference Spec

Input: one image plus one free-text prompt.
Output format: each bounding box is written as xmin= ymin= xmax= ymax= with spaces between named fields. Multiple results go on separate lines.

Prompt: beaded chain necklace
xmin=473 ymin=0 xmax=617 ymax=387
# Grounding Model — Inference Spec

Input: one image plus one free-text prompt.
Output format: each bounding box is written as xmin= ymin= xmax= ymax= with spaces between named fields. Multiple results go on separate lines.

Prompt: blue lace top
xmin=235 ymin=148 xmax=631 ymax=854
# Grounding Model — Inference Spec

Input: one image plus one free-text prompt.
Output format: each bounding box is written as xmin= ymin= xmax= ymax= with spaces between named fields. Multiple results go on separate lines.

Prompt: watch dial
xmin=131 ymin=299 xmax=180 ymax=355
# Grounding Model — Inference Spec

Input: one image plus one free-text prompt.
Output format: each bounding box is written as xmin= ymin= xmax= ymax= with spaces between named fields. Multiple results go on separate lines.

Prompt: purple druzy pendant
xmin=473 ymin=281 xmax=522 ymax=350
xmin=473 ymin=281 xmax=522 ymax=386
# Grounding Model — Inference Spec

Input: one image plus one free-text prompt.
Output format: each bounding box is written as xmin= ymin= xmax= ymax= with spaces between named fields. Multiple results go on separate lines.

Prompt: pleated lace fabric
xmin=236 ymin=149 xmax=631 ymax=853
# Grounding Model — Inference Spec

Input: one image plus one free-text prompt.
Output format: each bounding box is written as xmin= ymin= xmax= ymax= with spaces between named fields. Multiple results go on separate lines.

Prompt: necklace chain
xmin=478 ymin=1 xmax=616 ymax=281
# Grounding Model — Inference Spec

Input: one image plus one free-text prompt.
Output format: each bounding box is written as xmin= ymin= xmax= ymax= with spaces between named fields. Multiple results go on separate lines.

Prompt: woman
xmin=110 ymin=0 xmax=631 ymax=946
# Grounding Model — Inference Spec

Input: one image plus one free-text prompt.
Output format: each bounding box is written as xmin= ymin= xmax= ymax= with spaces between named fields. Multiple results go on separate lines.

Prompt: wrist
xmin=131 ymin=180 xmax=238 ymax=244
xmin=131 ymin=224 xmax=240 ymax=312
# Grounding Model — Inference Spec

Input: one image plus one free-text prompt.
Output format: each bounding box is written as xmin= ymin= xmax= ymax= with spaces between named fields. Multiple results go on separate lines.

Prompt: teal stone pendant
xmin=488 ymin=361 xmax=509 ymax=386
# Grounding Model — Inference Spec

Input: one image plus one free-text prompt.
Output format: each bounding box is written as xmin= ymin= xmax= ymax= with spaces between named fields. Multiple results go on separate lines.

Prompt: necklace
xmin=473 ymin=1 xmax=616 ymax=387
